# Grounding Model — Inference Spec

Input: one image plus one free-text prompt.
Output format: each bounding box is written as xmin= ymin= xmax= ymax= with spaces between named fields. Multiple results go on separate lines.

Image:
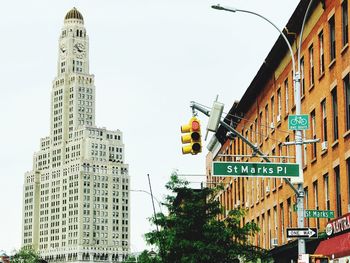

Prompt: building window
xmin=329 ymin=16 xmax=336 ymax=62
xmin=249 ymin=125 xmax=253 ymax=144
xmin=324 ymin=173 xmax=330 ymax=210
xmin=335 ymin=166 xmax=342 ymax=217
xmin=271 ymin=96 xmax=275 ymax=124
xmin=272 ymin=148 xmax=276 ymax=189
xmin=319 ymin=31 xmax=325 ymax=75
xmin=313 ymin=180 xmax=319 ymax=227
xmin=344 ymin=74 xmax=350 ymax=131
xmin=309 ymin=45 xmax=315 ymax=86
xmin=265 ymin=104 xmax=269 ymax=136
xmin=245 ymin=130 xmax=248 ymax=155
xmin=241 ymin=129 xmax=245 ymax=155
xmin=280 ymin=203 xmax=284 ymax=243
xmin=347 ymin=159 xmax=350 ymax=212
xmin=254 ymin=118 xmax=258 ymax=143
xmin=311 ymin=110 xmax=317 ymax=159
xmin=273 ymin=206 xmax=277 ymax=239
xmin=321 ymin=99 xmax=328 ymax=142
xmin=287 ymin=198 xmax=292 ymax=227
xmin=300 ymin=57 xmax=305 ymax=97
xmin=277 ymin=88 xmax=282 ymax=119
xmin=342 ymin=0 xmax=349 ymax=47
xmin=259 ymin=112 xmax=263 ymax=144
xmin=331 ymin=88 xmax=339 ymax=141
xmin=284 ymin=79 xmax=289 ymax=114
xmin=262 ymin=214 xmax=266 ymax=248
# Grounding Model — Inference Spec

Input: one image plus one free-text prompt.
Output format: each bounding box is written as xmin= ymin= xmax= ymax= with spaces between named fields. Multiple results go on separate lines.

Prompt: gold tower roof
xmin=64 ymin=7 xmax=84 ymax=22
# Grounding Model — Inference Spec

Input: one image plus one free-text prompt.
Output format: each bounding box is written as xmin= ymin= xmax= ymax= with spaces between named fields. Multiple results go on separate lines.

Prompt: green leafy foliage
xmin=11 ymin=247 xmax=41 ymax=263
xmin=144 ymin=174 xmax=268 ymax=263
xmin=122 ymin=250 xmax=160 ymax=263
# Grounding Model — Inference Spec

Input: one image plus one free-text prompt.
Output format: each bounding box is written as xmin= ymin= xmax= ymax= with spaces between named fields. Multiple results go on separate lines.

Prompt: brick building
xmin=206 ymin=0 xmax=350 ymax=261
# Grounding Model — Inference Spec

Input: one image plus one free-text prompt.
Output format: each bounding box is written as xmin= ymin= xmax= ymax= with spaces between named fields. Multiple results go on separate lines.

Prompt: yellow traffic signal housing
xmin=181 ymin=117 xmax=202 ymax=155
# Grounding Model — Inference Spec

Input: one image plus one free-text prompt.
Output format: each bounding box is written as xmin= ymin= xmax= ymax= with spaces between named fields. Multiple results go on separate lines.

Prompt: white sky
xmin=0 ymin=0 xmax=299 ymax=254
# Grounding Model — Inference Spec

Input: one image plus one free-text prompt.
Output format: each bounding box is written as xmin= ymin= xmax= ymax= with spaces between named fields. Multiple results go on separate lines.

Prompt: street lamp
xmin=130 ymin=189 xmax=163 ymax=213
xmin=211 ymin=3 xmax=316 ymax=256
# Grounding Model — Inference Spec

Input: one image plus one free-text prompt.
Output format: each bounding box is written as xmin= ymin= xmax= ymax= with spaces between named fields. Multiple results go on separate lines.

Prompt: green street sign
xmin=212 ymin=162 xmax=299 ymax=178
xmin=288 ymin=114 xmax=310 ymax=130
xmin=305 ymin=210 xmax=335 ymax=218
xmin=293 ymin=204 xmax=298 ymax=212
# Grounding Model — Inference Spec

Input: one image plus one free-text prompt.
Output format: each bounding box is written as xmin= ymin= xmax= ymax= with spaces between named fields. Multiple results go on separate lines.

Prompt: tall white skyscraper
xmin=22 ymin=8 xmax=130 ymax=262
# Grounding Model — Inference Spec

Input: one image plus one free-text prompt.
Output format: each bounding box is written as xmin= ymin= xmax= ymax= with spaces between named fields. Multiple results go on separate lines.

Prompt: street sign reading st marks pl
xmin=212 ymin=162 xmax=299 ymax=178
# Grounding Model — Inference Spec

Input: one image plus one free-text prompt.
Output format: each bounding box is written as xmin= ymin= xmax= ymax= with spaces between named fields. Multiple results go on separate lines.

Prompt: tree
xmin=122 ymin=250 xmax=160 ymax=263
xmin=121 ymin=255 xmax=137 ymax=263
xmin=144 ymin=174 xmax=268 ymax=263
xmin=11 ymin=247 xmax=41 ymax=263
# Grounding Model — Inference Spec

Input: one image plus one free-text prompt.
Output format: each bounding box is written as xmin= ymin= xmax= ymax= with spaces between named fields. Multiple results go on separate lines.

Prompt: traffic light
xmin=181 ymin=117 xmax=202 ymax=155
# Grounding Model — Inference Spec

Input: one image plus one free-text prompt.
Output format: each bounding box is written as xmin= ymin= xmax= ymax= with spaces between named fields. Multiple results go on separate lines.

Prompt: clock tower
xmin=52 ymin=7 xmax=95 ymax=145
xmin=57 ymin=7 xmax=89 ymax=76
xmin=22 ymin=8 xmax=130 ymax=262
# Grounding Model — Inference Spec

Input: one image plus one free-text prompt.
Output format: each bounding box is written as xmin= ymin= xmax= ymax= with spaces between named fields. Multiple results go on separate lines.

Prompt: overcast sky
xmin=0 ymin=0 xmax=299 ymax=254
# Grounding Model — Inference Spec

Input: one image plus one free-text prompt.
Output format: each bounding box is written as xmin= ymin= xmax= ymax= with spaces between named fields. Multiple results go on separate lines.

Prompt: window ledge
xmin=271 ymin=128 xmax=275 ymax=135
xmin=308 ymin=84 xmax=315 ymax=92
xmin=272 ymin=187 xmax=277 ymax=192
xmin=332 ymin=140 xmax=339 ymax=148
xmin=311 ymin=158 xmax=317 ymax=164
xmin=321 ymin=148 xmax=328 ymax=156
xmin=343 ymin=130 xmax=350 ymax=139
xmin=328 ymin=59 xmax=336 ymax=69
xmin=341 ymin=43 xmax=349 ymax=55
xmin=284 ymin=113 xmax=289 ymax=120
xmin=277 ymin=121 xmax=282 ymax=128
xmin=265 ymin=136 xmax=269 ymax=141
xmin=301 ymin=94 xmax=305 ymax=102
xmin=318 ymin=71 xmax=325 ymax=81
xmin=303 ymin=165 xmax=307 ymax=171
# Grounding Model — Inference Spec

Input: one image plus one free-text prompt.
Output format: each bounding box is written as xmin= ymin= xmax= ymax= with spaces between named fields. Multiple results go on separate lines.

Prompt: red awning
xmin=315 ymin=232 xmax=350 ymax=258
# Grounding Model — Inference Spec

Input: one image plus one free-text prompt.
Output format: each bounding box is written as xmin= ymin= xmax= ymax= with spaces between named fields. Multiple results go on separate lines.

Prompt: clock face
xmin=73 ymin=43 xmax=86 ymax=59
xmin=60 ymin=44 xmax=66 ymax=59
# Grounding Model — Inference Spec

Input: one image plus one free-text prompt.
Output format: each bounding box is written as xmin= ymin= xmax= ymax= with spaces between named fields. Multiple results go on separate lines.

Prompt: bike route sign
xmin=212 ymin=162 xmax=299 ymax=178
xmin=288 ymin=114 xmax=310 ymax=130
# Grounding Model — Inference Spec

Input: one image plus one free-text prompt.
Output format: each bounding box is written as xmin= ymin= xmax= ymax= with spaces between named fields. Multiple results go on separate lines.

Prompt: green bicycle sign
xmin=288 ymin=114 xmax=309 ymax=130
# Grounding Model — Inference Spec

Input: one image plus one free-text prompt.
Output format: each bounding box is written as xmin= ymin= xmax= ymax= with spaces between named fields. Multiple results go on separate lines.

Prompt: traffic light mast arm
xmin=190 ymin=101 xmax=298 ymax=195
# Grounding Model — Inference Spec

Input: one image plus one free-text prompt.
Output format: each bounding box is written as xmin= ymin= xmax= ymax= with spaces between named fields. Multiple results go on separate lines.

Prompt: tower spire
xmin=64 ymin=7 xmax=84 ymax=23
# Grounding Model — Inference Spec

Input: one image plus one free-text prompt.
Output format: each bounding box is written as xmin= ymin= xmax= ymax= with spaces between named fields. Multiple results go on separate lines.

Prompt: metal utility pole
xmin=147 ymin=174 xmax=164 ymax=260
xmin=191 ymin=102 xmax=299 ymax=195
xmin=147 ymin=174 xmax=159 ymax=233
xmin=210 ymin=2 xmax=318 ymax=256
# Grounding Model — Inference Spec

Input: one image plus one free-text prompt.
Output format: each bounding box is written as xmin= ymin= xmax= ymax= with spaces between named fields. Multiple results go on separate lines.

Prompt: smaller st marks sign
xmin=305 ymin=210 xmax=334 ymax=219
xmin=212 ymin=162 xmax=299 ymax=178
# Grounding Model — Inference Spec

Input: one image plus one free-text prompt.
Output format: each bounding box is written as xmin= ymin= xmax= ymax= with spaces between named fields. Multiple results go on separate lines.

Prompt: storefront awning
xmin=315 ymin=232 xmax=350 ymax=258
